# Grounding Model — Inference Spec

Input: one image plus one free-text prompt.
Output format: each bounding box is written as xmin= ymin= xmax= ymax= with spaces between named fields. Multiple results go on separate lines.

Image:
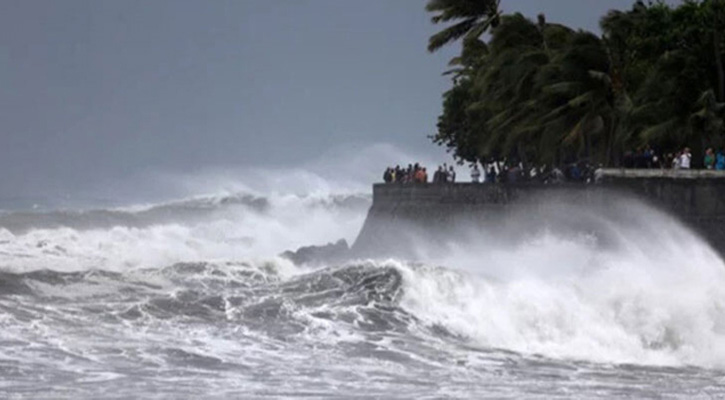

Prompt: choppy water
xmin=1 ymin=190 xmax=725 ymax=399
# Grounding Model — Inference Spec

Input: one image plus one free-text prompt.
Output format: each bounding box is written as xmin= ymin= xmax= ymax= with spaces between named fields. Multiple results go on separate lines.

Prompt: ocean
xmin=1 ymin=188 xmax=724 ymax=399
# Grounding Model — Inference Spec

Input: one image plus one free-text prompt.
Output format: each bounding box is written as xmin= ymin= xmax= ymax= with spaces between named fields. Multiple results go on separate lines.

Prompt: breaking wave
xmin=1 ymin=176 xmax=724 ymax=397
xmin=0 ymin=192 xmax=369 ymax=272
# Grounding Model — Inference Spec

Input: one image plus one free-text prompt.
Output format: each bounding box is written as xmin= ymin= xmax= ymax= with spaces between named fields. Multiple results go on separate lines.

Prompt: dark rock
xmin=280 ymin=239 xmax=350 ymax=266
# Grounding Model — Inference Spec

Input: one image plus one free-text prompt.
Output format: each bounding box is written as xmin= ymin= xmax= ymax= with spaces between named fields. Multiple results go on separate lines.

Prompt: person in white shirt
xmin=471 ymin=165 xmax=481 ymax=183
xmin=679 ymin=147 xmax=692 ymax=169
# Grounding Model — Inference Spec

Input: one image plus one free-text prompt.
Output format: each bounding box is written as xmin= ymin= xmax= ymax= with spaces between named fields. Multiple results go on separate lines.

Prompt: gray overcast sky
xmin=1 ymin=0 xmax=645 ymax=200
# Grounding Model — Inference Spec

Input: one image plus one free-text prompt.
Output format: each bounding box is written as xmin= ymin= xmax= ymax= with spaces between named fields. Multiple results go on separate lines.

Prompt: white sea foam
xmin=397 ymin=199 xmax=725 ymax=367
xmin=2 ymin=146 xmax=725 ymax=372
xmin=0 ymin=192 xmax=367 ymax=273
xmin=0 ymin=143 xmax=415 ymax=272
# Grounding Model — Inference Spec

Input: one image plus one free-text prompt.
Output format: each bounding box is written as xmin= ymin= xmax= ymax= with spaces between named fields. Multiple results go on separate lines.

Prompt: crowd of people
xmin=383 ymin=147 xmax=725 ymax=185
xmin=382 ymin=161 xmax=599 ymax=184
xmin=470 ymin=162 xmax=600 ymax=184
xmin=383 ymin=159 xmax=605 ymax=184
xmin=383 ymin=164 xmax=458 ymax=184
xmin=623 ymin=146 xmax=725 ymax=170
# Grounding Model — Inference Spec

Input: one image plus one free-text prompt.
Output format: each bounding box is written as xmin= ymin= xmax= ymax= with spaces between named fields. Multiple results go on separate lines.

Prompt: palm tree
xmin=473 ymin=13 xmax=550 ymax=165
xmin=538 ymin=32 xmax=616 ymax=165
xmin=429 ymin=1 xmax=725 ymax=168
xmin=691 ymin=89 xmax=725 ymax=148
xmin=426 ymin=0 xmax=500 ymax=52
xmin=432 ymin=12 xmax=616 ymax=167
xmin=442 ymin=36 xmax=489 ymax=82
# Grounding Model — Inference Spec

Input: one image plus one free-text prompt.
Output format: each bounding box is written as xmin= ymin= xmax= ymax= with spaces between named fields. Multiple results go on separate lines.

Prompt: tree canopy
xmin=428 ymin=0 xmax=725 ymax=168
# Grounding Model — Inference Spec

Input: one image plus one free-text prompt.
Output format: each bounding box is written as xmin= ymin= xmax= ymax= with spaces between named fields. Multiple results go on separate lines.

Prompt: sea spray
xmin=0 ymin=192 xmax=369 ymax=273
xmin=397 ymin=197 xmax=725 ymax=367
xmin=1 ymin=181 xmax=725 ymax=397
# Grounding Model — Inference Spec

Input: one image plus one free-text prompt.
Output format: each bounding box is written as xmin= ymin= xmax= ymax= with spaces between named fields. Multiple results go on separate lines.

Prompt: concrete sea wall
xmin=352 ymin=169 xmax=725 ymax=256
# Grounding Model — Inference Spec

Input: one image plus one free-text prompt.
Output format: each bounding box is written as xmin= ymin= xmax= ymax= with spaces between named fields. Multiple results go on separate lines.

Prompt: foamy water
xmin=1 ymin=167 xmax=725 ymax=398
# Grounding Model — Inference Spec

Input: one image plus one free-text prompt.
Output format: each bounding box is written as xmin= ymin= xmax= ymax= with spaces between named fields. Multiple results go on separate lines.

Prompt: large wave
xmin=0 ymin=191 xmax=369 ymax=273
xmin=395 ymin=197 xmax=725 ymax=368
xmin=1 ymin=148 xmax=725 ymax=373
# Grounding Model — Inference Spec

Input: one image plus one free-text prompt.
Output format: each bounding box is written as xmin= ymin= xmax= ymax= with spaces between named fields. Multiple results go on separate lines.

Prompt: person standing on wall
xmin=717 ymin=149 xmax=725 ymax=170
xmin=471 ymin=164 xmax=481 ymax=183
xmin=383 ymin=167 xmax=393 ymax=183
xmin=679 ymin=147 xmax=692 ymax=169
xmin=704 ymin=148 xmax=715 ymax=169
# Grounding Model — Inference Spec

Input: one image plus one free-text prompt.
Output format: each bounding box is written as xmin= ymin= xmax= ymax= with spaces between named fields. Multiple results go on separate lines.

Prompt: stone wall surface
xmin=351 ymin=169 xmax=725 ymax=257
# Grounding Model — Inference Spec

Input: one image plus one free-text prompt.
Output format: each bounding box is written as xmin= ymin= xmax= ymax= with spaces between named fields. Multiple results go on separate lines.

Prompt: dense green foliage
xmin=428 ymin=0 xmax=725 ymax=167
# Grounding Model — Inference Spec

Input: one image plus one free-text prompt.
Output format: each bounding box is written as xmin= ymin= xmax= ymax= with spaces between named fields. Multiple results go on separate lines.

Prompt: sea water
xmin=1 ymin=182 xmax=724 ymax=399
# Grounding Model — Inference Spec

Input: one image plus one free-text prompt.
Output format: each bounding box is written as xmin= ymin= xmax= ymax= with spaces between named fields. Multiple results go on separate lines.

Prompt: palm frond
xmin=428 ymin=18 xmax=478 ymax=52
xmin=639 ymin=118 xmax=682 ymax=143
